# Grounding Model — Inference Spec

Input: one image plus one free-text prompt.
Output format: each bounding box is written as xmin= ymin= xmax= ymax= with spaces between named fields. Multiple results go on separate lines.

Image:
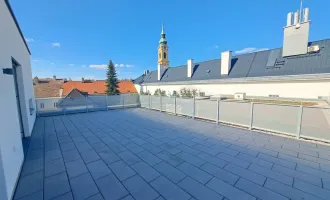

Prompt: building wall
xmin=0 ymin=1 xmax=36 ymax=199
xmin=138 ymin=79 xmax=330 ymax=99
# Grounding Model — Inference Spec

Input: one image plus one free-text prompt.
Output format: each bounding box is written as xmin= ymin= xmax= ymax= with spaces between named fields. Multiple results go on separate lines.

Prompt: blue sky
xmin=10 ymin=0 xmax=330 ymax=80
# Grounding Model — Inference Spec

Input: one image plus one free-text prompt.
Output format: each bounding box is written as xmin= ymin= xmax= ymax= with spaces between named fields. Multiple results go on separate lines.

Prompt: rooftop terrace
xmin=15 ymin=108 xmax=330 ymax=200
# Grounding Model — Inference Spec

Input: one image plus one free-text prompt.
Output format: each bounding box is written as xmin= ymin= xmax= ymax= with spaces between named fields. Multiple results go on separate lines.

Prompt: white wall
xmin=138 ymin=80 xmax=330 ymax=99
xmin=0 ymin=1 xmax=36 ymax=199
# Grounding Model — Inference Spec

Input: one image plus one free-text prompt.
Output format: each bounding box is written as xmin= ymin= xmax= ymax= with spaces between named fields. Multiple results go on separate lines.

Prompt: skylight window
xmin=206 ymin=70 xmax=210 ymax=73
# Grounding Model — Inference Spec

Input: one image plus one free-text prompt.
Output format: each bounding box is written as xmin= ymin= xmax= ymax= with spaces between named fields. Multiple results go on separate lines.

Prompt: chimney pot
xmin=287 ymin=12 xmax=293 ymax=26
xmin=294 ymin=11 xmax=300 ymax=25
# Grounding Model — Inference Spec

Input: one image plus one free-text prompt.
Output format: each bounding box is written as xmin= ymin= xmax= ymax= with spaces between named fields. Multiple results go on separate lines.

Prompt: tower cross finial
xmin=161 ymin=21 xmax=165 ymax=34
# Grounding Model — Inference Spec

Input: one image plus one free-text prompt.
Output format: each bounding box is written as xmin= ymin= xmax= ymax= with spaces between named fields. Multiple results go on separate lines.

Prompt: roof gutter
xmin=4 ymin=0 xmax=31 ymax=55
xmin=140 ymin=73 xmax=330 ymax=86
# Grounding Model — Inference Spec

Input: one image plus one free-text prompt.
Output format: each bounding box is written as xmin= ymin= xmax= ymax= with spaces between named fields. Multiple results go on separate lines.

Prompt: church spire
xmin=158 ymin=21 xmax=169 ymax=68
xmin=159 ymin=21 xmax=167 ymax=45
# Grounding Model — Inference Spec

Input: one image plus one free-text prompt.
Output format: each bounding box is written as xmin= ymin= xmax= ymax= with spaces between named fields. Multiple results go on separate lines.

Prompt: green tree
xmin=105 ymin=60 xmax=119 ymax=95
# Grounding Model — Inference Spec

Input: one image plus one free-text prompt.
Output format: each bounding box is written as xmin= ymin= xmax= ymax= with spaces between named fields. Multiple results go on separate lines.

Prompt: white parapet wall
xmin=0 ymin=1 xmax=36 ymax=199
xmin=136 ymin=79 xmax=330 ymax=99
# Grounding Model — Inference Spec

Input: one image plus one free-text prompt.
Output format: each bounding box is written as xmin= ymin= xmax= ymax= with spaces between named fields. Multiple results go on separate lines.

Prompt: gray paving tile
xmin=224 ymin=163 xmax=266 ymax=186
xmin=142 ymin=143 xmax=163 ymax=154
xmin=154 ymin=161 xmax=186 ymax=183
xmin=151 ymin=176 xmax=191 ymax=200
xmin=45 ymin=149 xmax=62 ymax=162
xmin=98 ymin=150 xmax=121 ymax=165
xmin=176 ymin=152 xmax=206 ymax=167
xmin=272 ymin=164 xmax=322 ymax=187
xmin=91 ymin=142 xmax=110 ymax=153
xmin=200 ymin=163 xmax=239 ymax=185
xmin=44 ymin=172 xmax=71 ymax=200
xmin=96 ymin=174 xmax=128 ymax=200
xmin=52 ymin=192 xmax=73 ymax=200
xmin=206 ymin=177 xmax=256 ymax=200
xmin=62 ymin=149 xmax=81 ymax=163
xmin=248 ymin=164 xmax=293 ymax=186
xmin=86 ymin=194 xmax=104 ymax=200
xmin=216 ymin=153 xmax=250 ymax=168
xmin=258 ymin=153 xmax=296 ymax=169
xmin=293 ymin=179 xmax=330 ymax=199
xmin=176 ymin=144 xmax=201 ymax=155
xmin=178 ymin=177 xmax=223 ymax=200
xmin=125 ymin=142 xmax=145 ymax=153
xmin=118 ymin=151 xmax=141 ymax=165
xmin=60 ymin=141 xmax=76 ymax=152
xmin=159 ymin=143 xmax=182 ymax=155
xmin=80 ymin=149 xmax=101 ymax=164
xmin=265 ymin=178 xmax=322 ymax=200
xmin=123 ymin=175 xmax=159 ymax=200
xmin=45 ymin=158 xmax=66 ymax=177
xmin=70 ymin=173 xmax=99 ymax=200
xmin=65 ymin=159 xmax=88 ymax=179
xmin=121 ymin=195 xmax=134 ymax=200
xmin=236 ymin=152 xmax=273 ymax=169
xmin=16 ymin=191 xmax=43 ymax=200
xmin=131 ymin=161 xmax=161 ymax=182
xmin=75 ymin=141 xmax=93 ymax=152
xmin=109 ymin=160 xmax=136 ymax=181
xmin=87 ymin=160 xmax=112 ymax=180
xmin=156 ymin=151 xmax=184 ymax=167
xmin=193 ymin=144 xmax=220 ymax=156
xmin=137 ymin=151 xmax=162 ymax=166
xmin=177 ymin=162 xmax=212 ymax=184
xmin=235 ymin=178 xmax=289 ymax=200
xmin=196 ymin=152 xmax=227 ymax=168
xmin=14 ymin=171 xmax=44 ymax=199
xmin=21 ymin=158 xmax=44 ymax=176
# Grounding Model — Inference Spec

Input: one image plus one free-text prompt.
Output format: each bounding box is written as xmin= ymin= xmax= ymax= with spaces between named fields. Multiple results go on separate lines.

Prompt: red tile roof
xmin=34 ymin=79 xmax=64 ymax=98
xmin=61 ymin=80 xmax=137 ymax=96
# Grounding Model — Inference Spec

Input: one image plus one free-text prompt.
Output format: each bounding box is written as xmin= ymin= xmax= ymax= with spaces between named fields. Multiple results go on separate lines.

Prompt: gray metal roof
xmin=133 ymin=39 xmax=330 ymax=84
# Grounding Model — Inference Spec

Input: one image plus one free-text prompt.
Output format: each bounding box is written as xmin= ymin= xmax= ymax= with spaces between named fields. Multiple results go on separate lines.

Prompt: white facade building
xmin=0 ymin=1 xmax=36 ymax=199
xmin=134 ymin=7 xmax=330 ymax=100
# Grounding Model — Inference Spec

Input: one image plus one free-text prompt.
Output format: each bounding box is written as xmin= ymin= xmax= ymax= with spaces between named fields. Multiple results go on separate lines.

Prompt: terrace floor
xmin=15 ymin=108 xmax=330 ymax=200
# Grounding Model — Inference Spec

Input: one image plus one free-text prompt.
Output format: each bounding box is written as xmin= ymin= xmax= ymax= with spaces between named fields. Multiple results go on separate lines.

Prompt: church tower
xmin=158 ymin=22 xmax=169 ymax=69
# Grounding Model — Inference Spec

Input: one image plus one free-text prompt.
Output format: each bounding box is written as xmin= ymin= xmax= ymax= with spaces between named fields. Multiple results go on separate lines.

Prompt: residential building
xmin=134 ymin=7 xmax=330 ymax=100
xmin=33 ymin=76 xmax=64 ymax=98
xmin=0 ymin=1 xmax=36 ymax=199
xmin=61 ymin=80 xmax=137 ymax=96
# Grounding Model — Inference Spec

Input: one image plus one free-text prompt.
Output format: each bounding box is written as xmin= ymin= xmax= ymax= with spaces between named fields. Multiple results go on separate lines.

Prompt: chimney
xmin=221 ymin=51 xmax=232 ymax=76
xmin=287 ymin=12 xmax=293 ymax=26
xmin=59 ymin=89 xmax=63 ymax=97
xmin=282 ymin=7 xmax=311 ymax=57
xmin=53 ymin=75 xmax=56 ymax=80
xmin=157 ymin=65 xmax=161 ymax=81
xmin=187 ymin=59 xmax=194 ymax=78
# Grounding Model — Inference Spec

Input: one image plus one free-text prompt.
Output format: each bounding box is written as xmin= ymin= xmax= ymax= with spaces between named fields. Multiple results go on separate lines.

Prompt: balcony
xmin=14 ymin=95 xmax=330 ymax=200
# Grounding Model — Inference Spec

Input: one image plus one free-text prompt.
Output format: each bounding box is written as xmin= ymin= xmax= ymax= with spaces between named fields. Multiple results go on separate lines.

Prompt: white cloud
xmin=215 ymin=45 xmax=219 ymax=49
xmin=25 ymin=37 xmax=34 ymax=43
xmin=52 ymin=42 xmax=61 ymax=47
xmin=32 ymin=59 xmax=39 ymax=62
xmin=235 ymin=47 xmax=269 ymax=55
xmin=126 ymin=64 xmax=135 ymax=68
xmin=50 ymin=62 xmax=55 ymax=65
xmin=89 ymin=64 xmax=107 ymax=70
xmin=81 ymin=65 xmax=86 ymax=68
xmin=69 ymin=64 xmax=74 ymax=66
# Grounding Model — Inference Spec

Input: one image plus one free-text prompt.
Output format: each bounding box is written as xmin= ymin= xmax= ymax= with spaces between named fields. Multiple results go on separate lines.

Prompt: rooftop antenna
xmin=299 ymin=0 xmax=303 ymax=23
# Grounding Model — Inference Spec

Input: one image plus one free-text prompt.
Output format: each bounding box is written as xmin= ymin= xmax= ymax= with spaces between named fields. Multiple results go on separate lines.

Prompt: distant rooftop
xmin=134 ymin=39 xmax=330 ymax=84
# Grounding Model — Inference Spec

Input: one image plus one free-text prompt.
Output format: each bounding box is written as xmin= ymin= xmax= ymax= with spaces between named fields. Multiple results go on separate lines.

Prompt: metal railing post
xmin=249 ymin=102 xmax=254 ymax=130
xmin=86 ymin=96 xmax=89 ymax=113
xmin=192 ymin=97 xmax=195 ymax=119
xmin=149 ymin=94 xmax=151 ymax=109
xmin=160 ymin=95 xmax=162 ymax=112
xmin=106 ymin=95 xmax=108 ymax=110
xmin=174 ymin=96 xmax=177 ymax=115
xmin=216 ymin=99 xmax=220 ymax=124
xmin=297 ymin=105 xmax=303 ymax=139
xmin=123 ymin=95 xmax=125 ymax=109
